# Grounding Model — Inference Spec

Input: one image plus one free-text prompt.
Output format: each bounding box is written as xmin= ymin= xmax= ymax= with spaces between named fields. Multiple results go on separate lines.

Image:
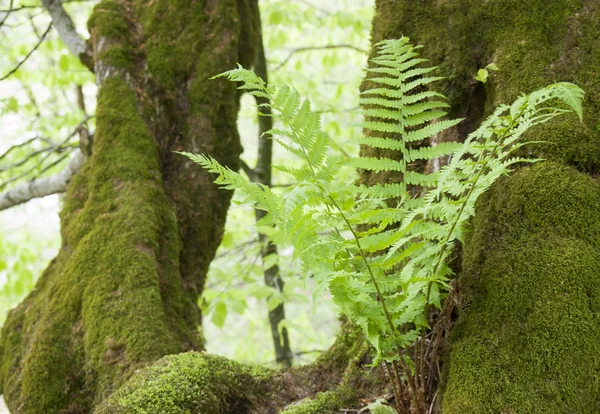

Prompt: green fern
xmin=181 ymin=37 xmax=584 ymax=412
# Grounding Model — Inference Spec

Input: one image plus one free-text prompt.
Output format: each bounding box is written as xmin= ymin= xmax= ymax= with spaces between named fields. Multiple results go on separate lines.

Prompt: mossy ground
xmin=93 ymin=321 xmax=385 ymax=414
xmin=94 ymin=353 xmax=271 ymax=414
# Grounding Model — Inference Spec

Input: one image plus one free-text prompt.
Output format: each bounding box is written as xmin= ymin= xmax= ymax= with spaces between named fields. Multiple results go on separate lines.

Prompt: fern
xmin=182 ymin=38 xmax=584 ymax=413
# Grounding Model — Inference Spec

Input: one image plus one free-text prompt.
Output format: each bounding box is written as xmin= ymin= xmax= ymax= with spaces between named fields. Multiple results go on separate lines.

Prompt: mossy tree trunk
xmin=0 ymin=0 xmax=260 ymax=412
xmin=369 ymin=1 xmax=600 ymax=412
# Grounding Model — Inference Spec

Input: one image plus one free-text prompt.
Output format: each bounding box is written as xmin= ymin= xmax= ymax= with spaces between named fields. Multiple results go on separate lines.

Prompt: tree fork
xmin=0 ymin=0 xmax=259 ymax=412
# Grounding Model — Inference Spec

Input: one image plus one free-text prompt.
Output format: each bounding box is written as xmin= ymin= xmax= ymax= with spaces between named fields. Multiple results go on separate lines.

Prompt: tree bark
xmin=369 ymin=1 xmax=600 ymax=412
xmin=0 ymin=0 xmax=259 ymax=412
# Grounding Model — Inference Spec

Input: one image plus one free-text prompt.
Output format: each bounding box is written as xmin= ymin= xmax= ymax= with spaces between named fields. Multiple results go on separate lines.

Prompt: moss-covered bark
xmin=444 ymin=162 xmax=600 ymax=413
xmin=0 ymin=0 xmax=259 ymax=412
xmin=92 ymin=321 xmax=384 ymax=413
xmin=369 ymin=0 xmax=600 ymax=412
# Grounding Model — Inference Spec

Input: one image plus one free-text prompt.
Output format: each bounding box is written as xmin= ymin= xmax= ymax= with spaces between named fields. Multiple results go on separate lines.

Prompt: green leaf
xmin=267 ymin=292 xmax=284 ymax=311
xmin=366 ymin=399 xmax=398 ymax=414
xmin=211 ymin=302 xmax=227 ymax=328
xmin=475 ymin=68 xmax=489 ymax=83
xmin=6 ymin=97 xmax=18 ymax=112
xmin=268 ymin=10 xmax=285 ymax=25
xmin=262 ymin=253 xmax=278 ymax=271
xmin=221 ymin=231 xmax=234 ymax=249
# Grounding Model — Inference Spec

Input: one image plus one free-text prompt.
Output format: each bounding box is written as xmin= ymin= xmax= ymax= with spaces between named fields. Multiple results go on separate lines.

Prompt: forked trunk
xmin=0 ymin=1 xmax=259 ymax=411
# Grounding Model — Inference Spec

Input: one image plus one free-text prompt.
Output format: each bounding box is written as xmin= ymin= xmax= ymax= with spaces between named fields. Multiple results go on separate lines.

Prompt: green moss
xmin=136 ymin=0 xmax=256 ymax=98
xmin=88 ymin=0 xmax=129 ymax=40
xmin=368 ymin=4 xmax=600 ymax=408
xmin=88 ymin=0 xmax=134 ymax=70
xmin=440 ymin=162 xmax=600 ymax=413
xmin=94 ymin=352 xmax=271 ymax=414
xmin=2 ymin=1 xmax=261 ymax=412
xmin=370 ymin=0 xmax=600 ymax=172
xmin=90 ymin=322 xmax=383 ymax=414
xmin=0 ymin=75 xmax=195 ymax=413
xmin=282 ymin=391 xmax=345 ymax=414
xmin=282 ymin=328 xmax=379 ymax=414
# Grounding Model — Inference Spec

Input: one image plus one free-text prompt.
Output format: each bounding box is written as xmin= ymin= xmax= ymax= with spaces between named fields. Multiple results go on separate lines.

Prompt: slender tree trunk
xmin=251 ymin=17 xmax=293 ymax=369
xmin=369 ymin=1 xmax=600 ymax=412
xmin=0 ymin=1 xmax=259 ymax=412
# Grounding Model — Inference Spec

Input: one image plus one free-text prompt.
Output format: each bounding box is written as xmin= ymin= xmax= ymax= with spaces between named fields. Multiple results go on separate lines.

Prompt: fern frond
xmin=347 ymin=157 xmax=404 ymax=173
xmin=179 ymin=152 xmax=281 ymax=226
xmin=404 ymin=119 xmax=463 ymax=143
xmin=185 ymin=42 xmax=585 ymax=387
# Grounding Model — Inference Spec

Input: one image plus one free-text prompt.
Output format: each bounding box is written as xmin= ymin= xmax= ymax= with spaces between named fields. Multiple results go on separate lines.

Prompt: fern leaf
xmin=404 ymin=119 xmax=463 ymax=143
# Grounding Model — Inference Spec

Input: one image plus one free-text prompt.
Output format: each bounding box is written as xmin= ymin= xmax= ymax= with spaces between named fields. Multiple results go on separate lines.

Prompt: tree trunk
xmin=369 ymin=1 xmax=600 ymax=412
xmin=0 ymin=0 xmax=259 ymax=412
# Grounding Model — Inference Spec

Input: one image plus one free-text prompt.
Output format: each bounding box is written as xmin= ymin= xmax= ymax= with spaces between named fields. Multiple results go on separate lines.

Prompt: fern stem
xmin=326 ymin=194 xmax=421 ymax=410
xmin=417 ymin=110 xmax=524 ymax=407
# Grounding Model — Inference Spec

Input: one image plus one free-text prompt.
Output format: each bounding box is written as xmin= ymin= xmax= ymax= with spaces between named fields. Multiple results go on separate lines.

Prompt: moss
xmin=88 ymin=0 xmax=134 ymax=70
xmin=440 ymin=162 xmax=600 ymax=413
xmin=282 ymin=326 xmax=380 ymax=414
xmin=136 ymin=0 xmax=257 ymax=99
xmin=367 ymin=3 xmax=600 ymax=410
xmin=0 ymin=75 xmax=195 ymax=413
xmin=90 ymin=322 xmax=384 ymax=414
xmin=282 ymin=391 xmax=344 ymax=414
xmin=88 ymin=0 xmax=129 ymax=40
xmin=371 ymin=0 xmax=600 ymax=172
xmin=94 ymin=352 xmax=271 ymax=414
xmin=281 ymin=364 xmax=365 ymax=414
xmin=2 ymin=1 xmax=261 ymax=412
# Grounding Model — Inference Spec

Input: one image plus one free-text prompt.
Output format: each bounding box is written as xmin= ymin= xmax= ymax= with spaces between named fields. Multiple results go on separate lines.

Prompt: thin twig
xmin=0 ymin=136 xmax=41 ymax=163
xmin=240 ymin=159 xmax=256 ymax=180
xmin=0 ymin=22 xmax=52 ymax=81
xmin=0 ymin=0 xmax=98 ymax=12
xmin=0 ymin=0 xmax=14 ymax=28
xmin=274 ymin=44 xmax=368 ymax=71
xmin=293 ymin=0 xmax=331 ymax=15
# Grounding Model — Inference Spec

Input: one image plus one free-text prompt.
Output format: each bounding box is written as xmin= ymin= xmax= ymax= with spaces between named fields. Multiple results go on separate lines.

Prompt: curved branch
xmin=0 ymin=22 xmax=52 ymax=81
xmin=40 ymin=0 xmax=93 ymax=71
xmin=0 ymin=149 xmax=86 ymax=211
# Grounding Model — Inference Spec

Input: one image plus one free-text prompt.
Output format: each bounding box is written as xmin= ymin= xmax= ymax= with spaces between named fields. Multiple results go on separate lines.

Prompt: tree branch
xmin=0 ymin=22 xmax=52 ymax=81
xmin=0 ymin=0 xmax=97 ymax=13
xmin=0 ymin=149 xmax=85 ymax=211
xmin=273 ymin=44 xmax=368 ymax=71
xmin=0 ymin=0 xmax=15 ymax=28
xmin=40 ymin=0 xmax=93 ymax=71
xmin=252 ymin=13 xmax=294 ymax=368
